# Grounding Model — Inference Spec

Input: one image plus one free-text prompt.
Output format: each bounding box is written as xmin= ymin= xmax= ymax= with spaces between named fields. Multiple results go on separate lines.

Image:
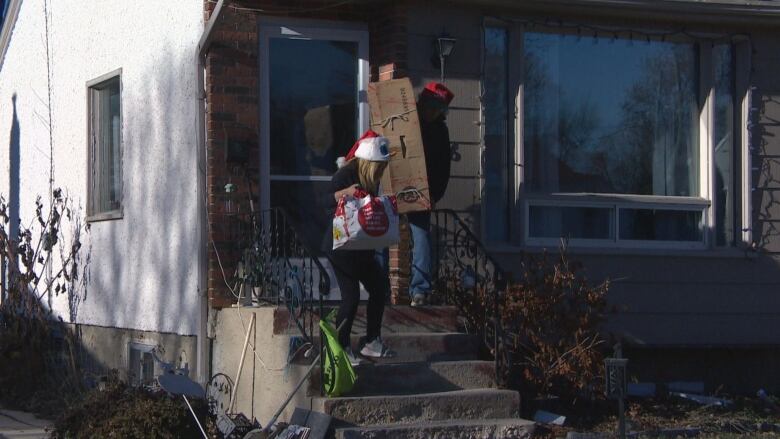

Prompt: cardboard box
xmin=367 ymin=78 xmax=431 ymax=214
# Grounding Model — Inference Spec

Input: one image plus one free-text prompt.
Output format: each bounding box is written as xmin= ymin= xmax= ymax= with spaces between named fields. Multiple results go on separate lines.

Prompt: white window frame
xmin=257 ymin=17 xmax=369 ymax=211
xmin=86 ymin=69 xmax=123 ymax=222
xmin=524 ymin=194 xmax=710 ymax=250
xmin=498 ymin=23 xmax=752 ymax=251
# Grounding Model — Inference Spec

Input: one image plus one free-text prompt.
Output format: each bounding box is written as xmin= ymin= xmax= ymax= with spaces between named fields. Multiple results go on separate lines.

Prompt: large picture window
xmin=524 ymin=33 xmax=699 ymax=197
xmin=483 ymin=24 xmax=745 ymax=249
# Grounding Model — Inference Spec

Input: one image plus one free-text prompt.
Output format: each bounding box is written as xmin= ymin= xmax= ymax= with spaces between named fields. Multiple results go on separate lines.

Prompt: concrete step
xmin=292 ymin=332 xmax=479 ymax=365
xmin=349 ymin=332 xmax=480 ymax=364
xmin=0 ymin=408 xmax=52 ymax=439
xmin=335 ymin=417 xmax=537 ymax=439
xmin=313 ymin=389 xmax=520 ymax=427
xmin=274 ymin=305 xmax=462 ymax=335
xmin=308 ymin=360 xmax=496 ymax=396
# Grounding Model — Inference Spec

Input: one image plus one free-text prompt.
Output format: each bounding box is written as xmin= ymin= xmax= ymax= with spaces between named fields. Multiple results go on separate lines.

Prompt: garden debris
xmin=627 ymin=383 xmax=656 ymax=398
xmin=157 ymin=373 xmax=205 ymax=399
xmin=217 ymin=412 xmax=257 ymax=438
xmin=758 ymin=421 xmax=780 ymax=432
xmin=566 ymin=432 xmax=609 ymax=439
xmin=667 ymin=381 xmax=705 ymax=394
xmin=670 ymin=392 xmax=733 ymax=408
xmin=273 ymin=423 xmax=311 ymax=439
xmin=534 ymin=409 xmax=566 ymax=425
xmin=757 ymin=389 xmax=780 ymax=414
xmin=289 ymin=407 xmax=330 ymax=439
xmin=647 ymin=427 xmax=701 ymax=437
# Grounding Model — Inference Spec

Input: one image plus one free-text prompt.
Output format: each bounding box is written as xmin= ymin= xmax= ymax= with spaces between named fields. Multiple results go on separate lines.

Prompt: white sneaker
xmin=360 ymin=337 xmax=396 ymax=358
xmin=410 ymin=294 xmax=427 ymax=307
xmin=345 ymin=348 xmax=363 ymax=366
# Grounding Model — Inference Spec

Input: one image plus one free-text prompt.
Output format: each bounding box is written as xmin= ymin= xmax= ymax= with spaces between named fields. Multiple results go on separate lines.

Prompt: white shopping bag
xmin=332 ymin=190 xmax=399 ymax=250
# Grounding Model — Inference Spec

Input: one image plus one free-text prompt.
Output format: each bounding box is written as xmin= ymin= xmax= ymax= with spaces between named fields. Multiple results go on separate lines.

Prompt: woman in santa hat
xmin=325 ymin=129 xmax=395 ymax=364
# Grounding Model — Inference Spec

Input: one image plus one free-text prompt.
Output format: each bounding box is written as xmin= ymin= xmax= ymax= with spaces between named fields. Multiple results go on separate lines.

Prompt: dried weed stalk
xmin=502 ymin=243 xmax=609 ymax=401
xmin=444 ymin=242 xmax=609 ymax=401
xmin=0 ymin=189 xmax=88 ymax=413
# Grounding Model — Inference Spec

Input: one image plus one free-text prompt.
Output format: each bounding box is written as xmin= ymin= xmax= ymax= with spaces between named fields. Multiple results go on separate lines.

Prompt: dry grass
xmin=531 ymin=394 xmax=780 ymax=438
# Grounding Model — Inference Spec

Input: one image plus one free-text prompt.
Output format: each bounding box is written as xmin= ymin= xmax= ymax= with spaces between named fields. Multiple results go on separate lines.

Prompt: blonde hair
xmin=355 ymin=158 xmax=387 ymax=195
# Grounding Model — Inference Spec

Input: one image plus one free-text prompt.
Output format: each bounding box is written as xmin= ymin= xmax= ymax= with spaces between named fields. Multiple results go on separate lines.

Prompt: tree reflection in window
xmin=524 ymin=32 xmax=699 ymax=197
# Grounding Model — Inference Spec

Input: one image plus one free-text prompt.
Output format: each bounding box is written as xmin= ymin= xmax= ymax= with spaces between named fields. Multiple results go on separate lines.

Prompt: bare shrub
xmin=51 ymin=372 xmax=215 ymax=439
xmin=0 ymin=189 xmax=88 ymax=413
xmin=502 ymin=244 xmax=609 ymax=401
xmin=443 ymin=243 xmax=609 ymax=402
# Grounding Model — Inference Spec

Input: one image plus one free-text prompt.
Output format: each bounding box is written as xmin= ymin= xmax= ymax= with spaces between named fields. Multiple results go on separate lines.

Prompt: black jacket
xmin=421 ymin=116 xmax=451 ymax=204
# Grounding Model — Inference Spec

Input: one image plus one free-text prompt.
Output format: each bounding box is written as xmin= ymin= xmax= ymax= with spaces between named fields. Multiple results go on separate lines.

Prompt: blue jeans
xmin=408 ymin=212 xmax=432 ymax=297
xmin=375 ymin=247 xmax=390 ymax=301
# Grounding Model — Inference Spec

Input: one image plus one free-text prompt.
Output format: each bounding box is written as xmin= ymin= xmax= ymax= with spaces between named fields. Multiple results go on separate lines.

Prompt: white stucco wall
xmin=0 ymin=0 xmax=204 ymax=335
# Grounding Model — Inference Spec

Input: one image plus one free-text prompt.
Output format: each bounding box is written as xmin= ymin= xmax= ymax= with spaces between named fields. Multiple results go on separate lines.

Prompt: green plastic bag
xmin=319 ymin=319 xmax=356 ymax=397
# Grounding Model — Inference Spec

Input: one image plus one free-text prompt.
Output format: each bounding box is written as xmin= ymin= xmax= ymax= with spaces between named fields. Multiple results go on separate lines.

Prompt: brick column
xmin=389 ymin=220 xmax=412 ymax=304
xmin=203 ymin=5 xmax=261 ymax=308
xmin=369 ymin=1 xmax=410 ymax=304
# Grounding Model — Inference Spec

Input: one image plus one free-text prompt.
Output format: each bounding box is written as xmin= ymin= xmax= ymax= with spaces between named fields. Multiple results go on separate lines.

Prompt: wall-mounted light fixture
xmin=436 ymin=35 xmax=457 ymax=83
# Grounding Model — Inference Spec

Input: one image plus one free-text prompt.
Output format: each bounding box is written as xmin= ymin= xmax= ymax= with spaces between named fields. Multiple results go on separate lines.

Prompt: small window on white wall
xmin=87 ymin=70 xmax=122 ymax=220
xmin=128 ymin=342 xmax=156 ymax=387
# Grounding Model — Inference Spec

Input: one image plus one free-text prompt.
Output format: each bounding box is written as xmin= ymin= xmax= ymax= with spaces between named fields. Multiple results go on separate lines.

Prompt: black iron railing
xmin=430 ymin=209 xmax=508 ymax=385
xmin=217 ymin=208 xmax=329 ymax=346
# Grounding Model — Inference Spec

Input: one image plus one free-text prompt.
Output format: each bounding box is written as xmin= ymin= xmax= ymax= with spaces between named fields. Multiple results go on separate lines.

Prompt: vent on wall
xmin=128 ymin=342 xmax=157 ymax=387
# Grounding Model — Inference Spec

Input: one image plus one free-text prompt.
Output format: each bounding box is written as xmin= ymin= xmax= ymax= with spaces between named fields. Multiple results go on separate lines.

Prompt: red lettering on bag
xmin=358 ymin=198 xmax=389 ymax=237
xmin=335 ymin=197 xmax=346 ymax=217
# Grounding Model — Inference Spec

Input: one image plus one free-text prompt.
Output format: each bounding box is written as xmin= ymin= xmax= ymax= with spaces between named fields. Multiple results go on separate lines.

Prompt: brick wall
xmin=203 ymin=0 xmax=410 ymax=307
xmin=368 ymin=1 xmax=412 ymax=304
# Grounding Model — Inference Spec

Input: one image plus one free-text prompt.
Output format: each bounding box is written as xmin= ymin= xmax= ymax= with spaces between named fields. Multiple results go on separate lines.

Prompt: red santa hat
xmin=336 ymin=130 xmax=390 ymax=167
xmin=420 ymin=82 xmax=454 ymax=106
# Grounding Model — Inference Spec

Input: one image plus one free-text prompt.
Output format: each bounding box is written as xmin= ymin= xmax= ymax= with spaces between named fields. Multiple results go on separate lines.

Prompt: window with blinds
xmin=87 ymin=73 xmax=122 ymax=219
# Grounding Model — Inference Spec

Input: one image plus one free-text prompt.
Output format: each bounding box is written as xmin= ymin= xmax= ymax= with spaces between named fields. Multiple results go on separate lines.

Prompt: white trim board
xmin=0 ymin=0 xmax=22 ymax=73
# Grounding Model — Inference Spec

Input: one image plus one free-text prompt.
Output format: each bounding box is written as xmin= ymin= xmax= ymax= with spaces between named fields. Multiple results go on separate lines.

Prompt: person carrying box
xmin=408 ymin=82 xmax=454 ymax=307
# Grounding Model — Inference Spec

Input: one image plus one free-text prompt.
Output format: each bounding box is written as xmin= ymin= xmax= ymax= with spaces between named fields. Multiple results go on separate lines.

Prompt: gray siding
xmin=406 ymin=2 xmax=780 ymax=346
xmin=406 ymin=2 xmax=484 ymax=222
xmin=750 ymin=39 xmax=780 ymax=254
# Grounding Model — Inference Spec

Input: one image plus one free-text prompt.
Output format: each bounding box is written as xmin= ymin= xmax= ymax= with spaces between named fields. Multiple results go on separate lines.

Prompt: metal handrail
xmin=219 ymin=208 xmax=330 ymax=345
xmin=271 ymin=209 xmax=329 ymax=398
xmin=430 ymin=208 xmax=508 ymax=386
xmin=215 ymin=205 xmax=333 ymax=397
xmin=432 ymin=209 xmax=507 ymax=286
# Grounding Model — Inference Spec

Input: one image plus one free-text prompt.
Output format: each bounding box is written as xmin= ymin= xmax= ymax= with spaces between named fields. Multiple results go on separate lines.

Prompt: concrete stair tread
xmin=308 ymin=360 xmax=496 ymax=396
xmin=314 ymin=388 xmax=520 ymax=426
xmin=274 ymin=305 xmax=463 ymax=335
xmin=321 ymin=388 xmax=514 ymax=401
xmin=290 ymin=332 xmax=480 ymax=365
xmin=351 ymin=359 xmax=493 ymax=370
xmin=335 ymin=417 xmax=537 ymax=439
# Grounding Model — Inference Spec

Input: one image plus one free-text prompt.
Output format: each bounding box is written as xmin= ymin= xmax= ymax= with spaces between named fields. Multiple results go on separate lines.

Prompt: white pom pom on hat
xmin=354 ymin=135 xmax=390 ymax=162
xmin=337 ymin=130 xmax=390 ymax=167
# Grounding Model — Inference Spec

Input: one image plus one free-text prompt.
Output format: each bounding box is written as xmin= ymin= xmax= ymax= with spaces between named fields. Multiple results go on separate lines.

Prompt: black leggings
xmin=328 ymin=250 xmax=387 ymax=349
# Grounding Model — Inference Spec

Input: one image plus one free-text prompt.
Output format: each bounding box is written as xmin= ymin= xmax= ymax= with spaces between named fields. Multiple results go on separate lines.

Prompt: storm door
xmin=259 ymin=20 xmax=369 ymax=252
